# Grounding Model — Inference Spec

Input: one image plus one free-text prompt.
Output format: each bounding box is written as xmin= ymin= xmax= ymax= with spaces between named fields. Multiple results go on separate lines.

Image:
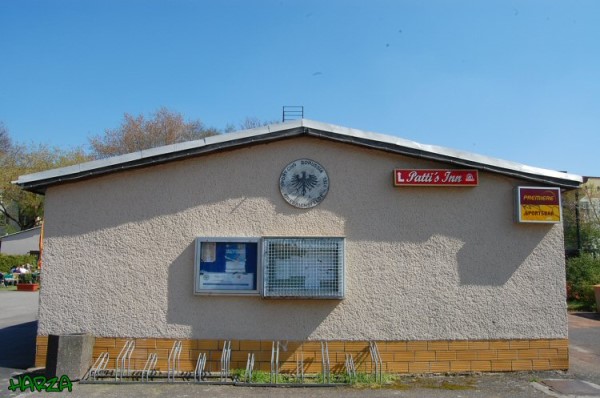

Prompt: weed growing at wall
xmin=229 ymin=369 xmax=399 ymax=387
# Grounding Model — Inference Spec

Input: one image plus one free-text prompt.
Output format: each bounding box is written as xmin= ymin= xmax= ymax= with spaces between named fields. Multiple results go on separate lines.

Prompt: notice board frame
xmin=261 ymin=237 xmax=345 ymax=299
xmin=193 ymin=237 xmax=261 ymax=295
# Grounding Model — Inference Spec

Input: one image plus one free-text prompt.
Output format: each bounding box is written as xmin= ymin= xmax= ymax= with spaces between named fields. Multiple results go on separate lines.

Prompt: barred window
xmin=262 ymin=237 xmax=344 ymax=299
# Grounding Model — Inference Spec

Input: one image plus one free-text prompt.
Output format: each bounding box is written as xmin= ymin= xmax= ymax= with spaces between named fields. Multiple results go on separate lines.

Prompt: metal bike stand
xmin=115 ymin=340 xmax=135 ymax=382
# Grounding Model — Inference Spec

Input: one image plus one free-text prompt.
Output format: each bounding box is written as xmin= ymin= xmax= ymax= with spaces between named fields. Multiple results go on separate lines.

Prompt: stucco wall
xmin=39 ymin=137 xmax=568 ymax=340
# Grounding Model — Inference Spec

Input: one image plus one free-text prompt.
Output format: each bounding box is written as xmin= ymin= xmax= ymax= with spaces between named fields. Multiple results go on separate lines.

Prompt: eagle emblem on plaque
xmin=279 ymin=159 xmax=329 ymax=208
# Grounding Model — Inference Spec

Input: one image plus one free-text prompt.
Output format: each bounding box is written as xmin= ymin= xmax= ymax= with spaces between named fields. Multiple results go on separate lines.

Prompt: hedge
xmin=0 ymin=253 xmax=38 ymax=274
xmin=566 ymin=254 xmax=600 ymax=309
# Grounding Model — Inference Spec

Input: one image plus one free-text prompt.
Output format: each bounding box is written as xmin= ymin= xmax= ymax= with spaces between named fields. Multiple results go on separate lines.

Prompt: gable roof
xmin=14 ymin=119 xmax=582 ymax=193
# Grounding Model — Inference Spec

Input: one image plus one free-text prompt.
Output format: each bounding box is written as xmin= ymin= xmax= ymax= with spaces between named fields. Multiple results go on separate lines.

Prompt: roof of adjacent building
xmin=0 ymin=225 xmax=42 ymax=240
xmin=14 ymin=119 xmax=582 ymax=193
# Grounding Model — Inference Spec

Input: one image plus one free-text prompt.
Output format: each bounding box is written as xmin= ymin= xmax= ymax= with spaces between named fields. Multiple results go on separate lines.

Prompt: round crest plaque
xmin=279 ymin=159 xmax=329 ymax=208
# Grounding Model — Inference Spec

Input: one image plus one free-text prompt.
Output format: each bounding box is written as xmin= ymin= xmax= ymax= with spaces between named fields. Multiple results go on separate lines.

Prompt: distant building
xmin=0 ymin=225 xmax=41 ymax=256
xmin=568 ymin=176 xmax=600 ymax=255
xmin=579 ymin=177 xmax=600 ymax=223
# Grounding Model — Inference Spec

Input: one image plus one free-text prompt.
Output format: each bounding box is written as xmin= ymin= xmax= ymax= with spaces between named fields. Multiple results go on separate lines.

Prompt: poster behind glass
xmin=195 ymin=239 xmax=259 ymax=294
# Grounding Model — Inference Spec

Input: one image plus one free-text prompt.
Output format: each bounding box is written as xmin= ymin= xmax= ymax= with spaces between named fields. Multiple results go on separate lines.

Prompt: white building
xmin=15 ymin=119 xmax=581 ymax=374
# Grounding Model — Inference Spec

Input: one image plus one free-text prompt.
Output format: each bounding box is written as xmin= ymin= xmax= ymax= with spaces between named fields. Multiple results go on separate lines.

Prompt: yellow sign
xmin=517 ymin=187 xmax=562 ymax=223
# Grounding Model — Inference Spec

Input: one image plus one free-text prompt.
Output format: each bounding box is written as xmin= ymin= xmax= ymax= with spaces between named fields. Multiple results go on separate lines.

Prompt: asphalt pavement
xmin=568 ymin=312 xmax=600 ymax=385
xmin=1 ymin=290 xmax=599 ymax=398
xmin=0 ymin=290 xmax=39 ymax=398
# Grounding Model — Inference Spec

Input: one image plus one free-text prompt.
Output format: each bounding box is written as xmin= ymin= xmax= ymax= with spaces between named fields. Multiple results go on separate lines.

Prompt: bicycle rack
xmin=244 ymin=353 xmax=255 ymax=382
xmin=369 ymin=341 xmax=383 ymax=383
xmin=167 ymin=340 xmax=182 ymax=382
xmin=220 ymin=340 xmax=231 ymax=382
xmin=345 ymin=353 xmax=356 ymax=383
xmin=321 ymin=341 xmax=331 ymax=384
xmin=82 ymin=338 xmax=377 ymax=386
xmin=270 ymin=341 xmax=279 ymax=383
xmin=115 ymin=340 xmax=135 ymax=381
xmin=141 ymin=353 xmax=158 ymax=382
xmin=194 ymin=352 xmax=207 ymax=382
xmin=296 ymin=349 xmax=304 ymax=383
xmin=89 ymin=352 xmax=110 ymax=381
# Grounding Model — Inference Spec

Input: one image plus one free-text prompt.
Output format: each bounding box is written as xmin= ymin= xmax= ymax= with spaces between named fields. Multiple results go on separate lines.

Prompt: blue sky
xmin=1 ymin=0 xmax=598 ymax=176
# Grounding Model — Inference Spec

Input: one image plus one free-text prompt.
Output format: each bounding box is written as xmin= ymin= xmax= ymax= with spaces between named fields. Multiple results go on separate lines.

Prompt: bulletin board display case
xmin=262 ymin=237 xmax=345 ymax=299
xmin=194 ymin=238 xmax=260 ymax=295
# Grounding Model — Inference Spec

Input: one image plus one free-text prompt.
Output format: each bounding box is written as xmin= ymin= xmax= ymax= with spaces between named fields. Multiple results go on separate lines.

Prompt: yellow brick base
xmin=34 ymin=336 xmax=569 ymax=374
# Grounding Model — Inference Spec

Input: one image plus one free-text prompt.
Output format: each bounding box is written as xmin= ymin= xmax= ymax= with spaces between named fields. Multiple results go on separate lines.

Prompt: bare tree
xmin=2 ymin=111 xmax=277 ymax=231
xmin=0 ymin=122 xmax=11 ymax=155
xmin=89 ymin=107 xmax=220 ymax=158
xmin=239 ymin=117 xmax=279 ymax=130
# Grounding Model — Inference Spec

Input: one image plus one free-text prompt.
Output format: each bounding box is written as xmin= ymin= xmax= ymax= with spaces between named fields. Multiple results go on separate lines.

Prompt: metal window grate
xmin=262 ymin=237 xmax=344 ymax=298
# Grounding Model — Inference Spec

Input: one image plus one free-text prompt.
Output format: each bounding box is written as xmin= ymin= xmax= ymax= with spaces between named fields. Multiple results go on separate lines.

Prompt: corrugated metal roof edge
xmin=14 ymin=119 xmax=582 ymax=193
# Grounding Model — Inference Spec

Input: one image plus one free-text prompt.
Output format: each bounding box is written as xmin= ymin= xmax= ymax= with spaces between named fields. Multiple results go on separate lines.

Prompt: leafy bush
xmin=0 ymin=253 xmax=38 ymax=274
xmin=566 ymin=254 xmax=600 ymax=309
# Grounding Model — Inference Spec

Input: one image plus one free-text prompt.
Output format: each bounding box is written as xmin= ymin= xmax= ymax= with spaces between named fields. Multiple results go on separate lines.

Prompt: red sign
xmin=519 ymin=188 xmax=560 ymax=206
xmin=394 ymin=169 xmax=478 ymax=186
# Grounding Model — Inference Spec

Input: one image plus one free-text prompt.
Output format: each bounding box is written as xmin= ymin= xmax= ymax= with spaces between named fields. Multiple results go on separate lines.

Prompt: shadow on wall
xmin=455 ymin=223 xmax=550 ymax=286
xmin=166 ymin=242 xmax=341 ymax=341
xmin=324 ymin=162 xmax=552 ymax=287
xmin=44 ymin=138 xmax=551 ymax=288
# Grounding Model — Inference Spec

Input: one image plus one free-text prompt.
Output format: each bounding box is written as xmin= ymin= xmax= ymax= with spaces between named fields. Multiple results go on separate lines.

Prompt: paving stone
xmin=542 ymin=379 xmax=600 ymax=397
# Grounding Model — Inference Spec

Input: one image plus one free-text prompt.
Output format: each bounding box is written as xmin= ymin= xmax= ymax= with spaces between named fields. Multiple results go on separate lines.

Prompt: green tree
xmin=0 ymin=134 xmax=89 ymax=232
xmin=566 ymin=254 xmax=600 ymax=308
xmin=89 ymin=107 xmax=221 ymax=158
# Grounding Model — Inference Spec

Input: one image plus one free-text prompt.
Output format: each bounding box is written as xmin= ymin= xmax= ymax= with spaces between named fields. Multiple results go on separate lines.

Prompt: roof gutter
xmin=303 ymin=128 xmax=581 ymax=189
xmin=15 ymin=127 xmax=306 ymax=194
xmin=14 ymin=120 xmax=582 ymax=193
